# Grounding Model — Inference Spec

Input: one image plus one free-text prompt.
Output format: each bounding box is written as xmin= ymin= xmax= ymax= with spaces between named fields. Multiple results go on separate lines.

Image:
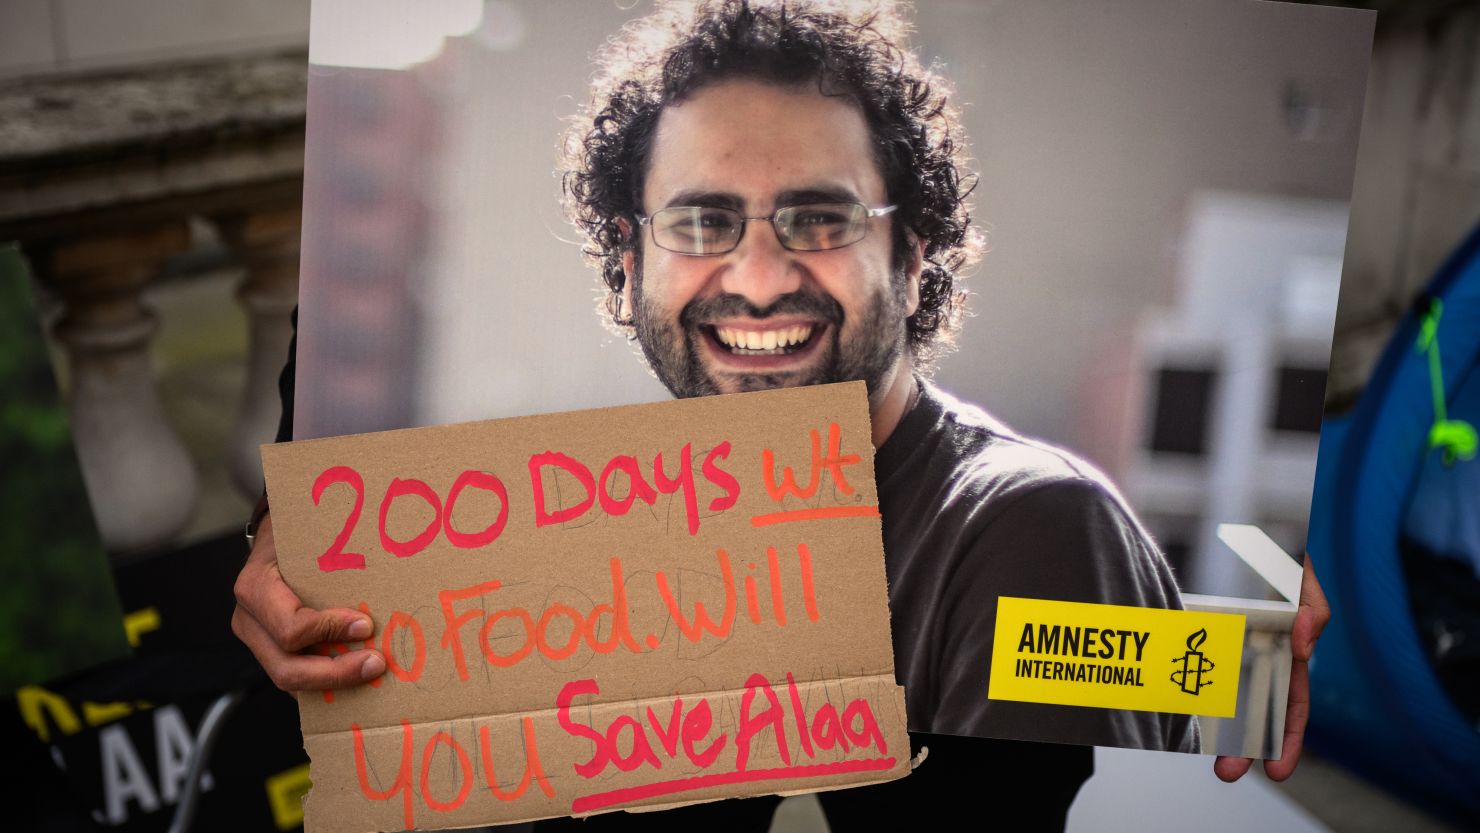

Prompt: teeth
xmin=713 ymin=325 xmax=815 ymax=352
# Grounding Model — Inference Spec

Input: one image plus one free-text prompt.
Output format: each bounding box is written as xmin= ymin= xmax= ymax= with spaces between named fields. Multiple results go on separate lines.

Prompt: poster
xmin=282 ymin=0 xmax=1374 ymax=826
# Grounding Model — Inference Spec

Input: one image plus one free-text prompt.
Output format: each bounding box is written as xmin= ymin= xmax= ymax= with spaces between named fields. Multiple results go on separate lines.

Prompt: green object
xmin=0 ymin=246 xmax=130 ymax=693
xmin=1416 ymin=299 xmax=1478 ymax=466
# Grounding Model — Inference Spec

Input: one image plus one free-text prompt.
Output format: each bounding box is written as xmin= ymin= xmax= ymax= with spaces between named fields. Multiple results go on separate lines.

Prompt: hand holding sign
xmin=260 ymin=382 xmax=909 ymax=832
xmin=231 ymin=512 xmax=387 ymax=691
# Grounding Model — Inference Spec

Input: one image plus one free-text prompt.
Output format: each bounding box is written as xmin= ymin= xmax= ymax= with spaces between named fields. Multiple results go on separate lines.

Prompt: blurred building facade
xmin=1327 ymin=0 xmax=1480 ymax=407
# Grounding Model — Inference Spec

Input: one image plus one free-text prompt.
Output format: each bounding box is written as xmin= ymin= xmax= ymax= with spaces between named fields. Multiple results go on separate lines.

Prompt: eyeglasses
xmin=637 ymin=202 xmax=898 ymax=255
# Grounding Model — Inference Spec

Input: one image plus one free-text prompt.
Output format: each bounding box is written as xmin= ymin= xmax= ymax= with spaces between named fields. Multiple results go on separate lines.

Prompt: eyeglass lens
xmin=650 ymin=203 xmax=870 ymax=254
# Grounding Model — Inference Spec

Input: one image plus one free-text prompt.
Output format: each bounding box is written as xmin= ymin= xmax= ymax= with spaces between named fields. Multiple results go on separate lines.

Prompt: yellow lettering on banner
xmin=82 ymin=700 xmax=139 ymax=727
xmin=988 ymin=597 xmax=1245 ymax=718
xmin=265 ymin=763 xmax=313 ymax=831
xmin=16 ymin=686 xmax=81 ymax=742
xmin=124 ymin=607 xmax=161 ymax=647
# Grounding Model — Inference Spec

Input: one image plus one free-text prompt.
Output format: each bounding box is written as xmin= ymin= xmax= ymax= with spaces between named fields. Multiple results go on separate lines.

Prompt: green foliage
xmin=0 ymin=246 xmax=129 ymax=692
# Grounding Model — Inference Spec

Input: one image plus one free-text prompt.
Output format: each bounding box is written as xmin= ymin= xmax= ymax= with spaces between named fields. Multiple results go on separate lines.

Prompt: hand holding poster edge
xmin=1214 ymin=555 xmax=1330 ymax=782
xmin=259 ymin=382 xmax=912 ymax=832
xmin=232 ymin=512 xmax=389 ymax=693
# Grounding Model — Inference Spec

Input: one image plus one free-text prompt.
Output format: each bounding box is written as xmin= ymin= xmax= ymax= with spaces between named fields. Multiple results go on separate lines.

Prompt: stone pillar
xmin=214 ymin=207 xmax=302 ymax=499
xmin=28 ymin=224 xmax=199 ymax=556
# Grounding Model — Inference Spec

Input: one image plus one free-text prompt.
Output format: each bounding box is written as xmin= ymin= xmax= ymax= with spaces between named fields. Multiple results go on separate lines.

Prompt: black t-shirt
xmin=881 ymin=380 xmax=1198 ymax=752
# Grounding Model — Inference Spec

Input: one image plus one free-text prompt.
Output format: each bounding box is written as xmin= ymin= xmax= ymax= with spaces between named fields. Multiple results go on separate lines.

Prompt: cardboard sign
xmin=261 ymin=382 xmax=909 ymax=832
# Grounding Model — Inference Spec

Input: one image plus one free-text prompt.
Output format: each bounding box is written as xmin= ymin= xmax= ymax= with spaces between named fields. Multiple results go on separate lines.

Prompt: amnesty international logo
xmin=988 ymin=598 xmax=1245 ymax=717
xmin=1171 ymin=628 xmax=1216 ymax=695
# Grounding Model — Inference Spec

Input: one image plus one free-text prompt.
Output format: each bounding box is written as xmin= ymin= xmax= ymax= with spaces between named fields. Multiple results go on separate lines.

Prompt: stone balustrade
xmin=0 ymin=50 xmax=306 ymax=557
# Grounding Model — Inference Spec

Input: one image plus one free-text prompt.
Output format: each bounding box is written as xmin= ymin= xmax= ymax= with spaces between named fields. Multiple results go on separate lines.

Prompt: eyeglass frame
xmin=635 ymin=202 xmax=898 ymax=255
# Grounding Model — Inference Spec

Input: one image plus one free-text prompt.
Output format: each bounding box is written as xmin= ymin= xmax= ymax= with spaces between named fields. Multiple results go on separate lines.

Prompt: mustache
xmin=679 ymin=291 xmax=843 ymax=328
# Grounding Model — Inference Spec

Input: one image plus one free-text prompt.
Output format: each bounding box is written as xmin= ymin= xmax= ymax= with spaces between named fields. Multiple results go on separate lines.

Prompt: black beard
xmin=629 ymin=262 xmax=908 ymax=401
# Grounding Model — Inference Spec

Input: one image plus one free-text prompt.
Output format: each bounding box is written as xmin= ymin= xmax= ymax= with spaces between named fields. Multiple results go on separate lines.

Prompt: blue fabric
xmin=1311 ymin=221 xmax=1480 ymax=822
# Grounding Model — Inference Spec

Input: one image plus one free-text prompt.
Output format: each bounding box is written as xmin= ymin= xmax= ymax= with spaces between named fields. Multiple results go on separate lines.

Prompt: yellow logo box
xmin=988 ymin=597 xmax=1245 ymax=718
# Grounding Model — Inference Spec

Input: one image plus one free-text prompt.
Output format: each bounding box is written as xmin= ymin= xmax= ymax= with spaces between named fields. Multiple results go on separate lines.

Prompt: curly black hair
xmin=561 ymin=0 xmax=981 ymax=363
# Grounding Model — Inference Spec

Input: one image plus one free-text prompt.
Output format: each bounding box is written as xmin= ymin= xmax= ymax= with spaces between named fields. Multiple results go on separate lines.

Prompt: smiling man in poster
xmin=233 ymin=1 xmax=1348 ymax=830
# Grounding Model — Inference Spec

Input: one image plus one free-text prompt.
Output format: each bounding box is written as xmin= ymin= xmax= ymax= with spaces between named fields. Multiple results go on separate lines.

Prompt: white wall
xmin=0 ymin=0 xmax=308 ymax=78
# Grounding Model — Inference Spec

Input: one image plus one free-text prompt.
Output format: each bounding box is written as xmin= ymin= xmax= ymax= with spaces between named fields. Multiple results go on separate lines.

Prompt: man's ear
xmin=903 ymin=228 xmax=924 ymax=317
xmin=617 ymin=217 xmax=637 ymax=320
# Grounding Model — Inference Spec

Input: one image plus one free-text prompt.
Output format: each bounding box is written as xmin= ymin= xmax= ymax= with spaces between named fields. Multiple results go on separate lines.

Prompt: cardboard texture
xmin=261 ymin=382 xmax=909 ymax=832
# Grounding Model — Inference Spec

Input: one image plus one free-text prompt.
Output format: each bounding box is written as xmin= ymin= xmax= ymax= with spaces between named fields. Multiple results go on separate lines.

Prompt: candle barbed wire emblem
xmin=1171 ymin=628 xmax=1215 ymax=695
